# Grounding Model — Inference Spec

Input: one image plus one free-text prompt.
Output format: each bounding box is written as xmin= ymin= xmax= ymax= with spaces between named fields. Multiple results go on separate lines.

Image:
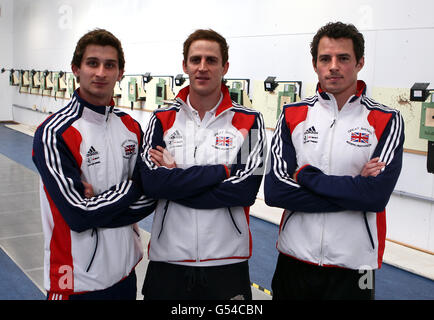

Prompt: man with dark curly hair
xmin=265 ymin=22 xmax=404 ymax=300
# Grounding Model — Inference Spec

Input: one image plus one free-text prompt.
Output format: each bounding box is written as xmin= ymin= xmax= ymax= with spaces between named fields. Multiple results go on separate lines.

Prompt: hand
xmin=149 ymin=146 xmax=177 ymax=168
xmin=82 ymin=181 xmax=95 ymax=198
xmin=360 ymin=157 xmax=386 ymax=177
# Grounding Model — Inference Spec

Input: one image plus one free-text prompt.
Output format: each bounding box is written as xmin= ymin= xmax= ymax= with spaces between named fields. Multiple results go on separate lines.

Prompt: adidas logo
xmin=303 ymin=126 xmax=318 ymax=144
xmin=167 ymin=130 xmax=183 ymax=148
xmin=86 ymin=146 xmax=99 ymax=157
xmin=169 ymin=130 xmax=182 ymax=140
xmin=304 ymin=126 xmax=318 ymax=135
xmin=86 ymin=146 xmax=101 ymax=167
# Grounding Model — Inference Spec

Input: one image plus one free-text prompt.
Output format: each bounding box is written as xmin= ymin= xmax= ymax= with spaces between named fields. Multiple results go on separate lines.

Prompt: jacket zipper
xmin=363 ymin=212 xmax=375 ymax=250
xmin=319 ymin=111 xmax=338 ymax=266
xmin=158 ymin=200 xmax=170 ymax=239
xmin=86 ymin=228 xmax=99 ymax=272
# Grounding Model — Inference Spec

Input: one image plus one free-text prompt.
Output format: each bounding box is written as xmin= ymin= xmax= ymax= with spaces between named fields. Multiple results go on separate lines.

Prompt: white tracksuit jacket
xmin=32 ymin=90 xmax=156 ymax=294
xmin=265 ymin=81 xmax=404 ymax=270
xmin=139 ymin=84 xmax=266 ymax=266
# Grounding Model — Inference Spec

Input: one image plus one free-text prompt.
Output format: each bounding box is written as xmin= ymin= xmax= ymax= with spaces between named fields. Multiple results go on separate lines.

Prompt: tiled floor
xmin=0 ymin=151 xmax=270 ymax=300
xmin=0 ymin=153 xmax=44 ymax=293
xmin=1 ymin=123 xmax=433 ymax=300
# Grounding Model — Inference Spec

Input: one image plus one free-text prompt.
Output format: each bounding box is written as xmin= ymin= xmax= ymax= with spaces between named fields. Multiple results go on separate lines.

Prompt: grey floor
xmin=0 ymin=152 xmax=270 ymax=300
xmin=1 ymin=123 xmax=433 ymax=301
xmin=0 ymin=153 xmax=45 ymax=293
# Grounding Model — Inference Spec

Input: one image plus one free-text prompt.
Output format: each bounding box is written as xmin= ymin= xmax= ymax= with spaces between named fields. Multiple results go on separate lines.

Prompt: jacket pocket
xmin=227 ymin=207 xmax=242 ymax=235
xmin=158 ymin=200 xmax=170 ymax=239
xmin=363 ymin=212 xmax=375 ymax=250
xmin=132 ymin=225 xmax=140 ymax=238
xmin=281 ymin=211 xmax=295 ymax=232
xmin=86 ymin=228 xmax=99 ymax=272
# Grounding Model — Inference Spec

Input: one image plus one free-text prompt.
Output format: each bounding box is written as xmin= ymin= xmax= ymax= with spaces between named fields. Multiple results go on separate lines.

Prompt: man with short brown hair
xmin=140 ymin=29 xmax=266 ymax=300
xmin=33 ymin=29 xmax=155 ymax=300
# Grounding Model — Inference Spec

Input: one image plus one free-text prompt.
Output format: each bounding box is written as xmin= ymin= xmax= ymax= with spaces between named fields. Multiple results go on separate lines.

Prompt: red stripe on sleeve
xmin=367 ymin=110 xmax=393 ymax=141
xmin=231 ymin=112 xmax=256 ymax=138
xmin=376 ymin=210 xmax=387 ymax=268
xmin=284 ymin=105 xmax=308 ymax=134
xmin=44 ymin=186 xmax=74 ymax=293
xmin=156 ymin=110 xmax=177 ymax=135
xmin=120 ymin=115 xmax=141 ymax=143
xmin=62 ymin=126 xmax=83 ymax=169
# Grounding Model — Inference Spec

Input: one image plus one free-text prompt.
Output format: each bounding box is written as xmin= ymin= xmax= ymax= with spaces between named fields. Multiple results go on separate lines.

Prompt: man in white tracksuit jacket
xmin=139 ymin=29 xmax=266 ymax=300
xmin=33 ymin=29 xmax=156 ymax=300
xmin=265 ymin=22 xmax=404 ymax=300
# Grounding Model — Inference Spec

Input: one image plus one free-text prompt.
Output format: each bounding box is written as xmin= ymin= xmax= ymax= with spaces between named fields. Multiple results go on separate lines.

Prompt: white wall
xmin=0 ymin=0 xmax=13 ymax=121
xmin=5 ymin=0 xmax=434 ymax=252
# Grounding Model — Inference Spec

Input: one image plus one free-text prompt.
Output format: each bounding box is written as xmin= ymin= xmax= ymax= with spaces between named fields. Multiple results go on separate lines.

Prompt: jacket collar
xmin=74 ymin=88 xmax=115 ymax=115
xmin=175 ymin=83 xmax=233 ymax=117
xmin=317 ymin=80 xmax=366 ymax=103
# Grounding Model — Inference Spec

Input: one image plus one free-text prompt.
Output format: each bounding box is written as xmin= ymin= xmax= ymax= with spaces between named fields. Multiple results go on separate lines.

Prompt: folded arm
xmin=264 ymin=110 xmax=345 ymax=212
xmin=33 ymin=126 xmax=143 ymax=233
xmin=139 ymin=112 xmax=229 ymax=200
xmin=294 ymin=111 xmax=404 ymax=212
xmin=175 ymin=113 xmax=267 ymax=209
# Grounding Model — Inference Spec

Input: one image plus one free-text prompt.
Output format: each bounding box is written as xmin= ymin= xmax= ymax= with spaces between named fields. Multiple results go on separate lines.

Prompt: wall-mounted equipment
xmin=224 ymin=78 xmax=252 ymax=107
xmin=128 ymin=77 xmax=138 ymax=102
xmin=155 ymin=78 xmax=166 ymax=106
xmin=54 ymin=71 xmax=67 ymax=95
xmin=60 ymin=71 xmax=67 ymax=90
xmin=228 ymin=81 xmax=243 ymax=104
xmin=127 ymin=76 xmax=146 ymax=109
xmin=9 ymin=69 xmax=20 ymax=86
xmin=263 ymin=78 xmax=302 ymax=119
xmin=68 ymin=73 xmax=76 ymax=96
xmin=277 ymin=83 xmax=297 ymax=118
xmin=41 ymin=70 xmax=53 ymax=91
xmin=419 ymin=94 xmax=434 ymax=141
xmin=411 ymin=82 xmax=434 ymax=173
xmin=20 ymin=70 xmax=30 ymax=88
xmin=113 ymin=76 xmax=123 ymax=99
xmin=175 ymin=74 xmax=186 ymax=86
xmin=410 ymin=83 xmax=430 ymax=102
xmin=30 ymin=70 xmax=41 ymax=89
xmin=264 ymin=76 xmax=278 ymax=92
xmin=143 ymin=72 xmax=152 ymax=84
xmin=137 ymin=78 xmax=146 ymax=101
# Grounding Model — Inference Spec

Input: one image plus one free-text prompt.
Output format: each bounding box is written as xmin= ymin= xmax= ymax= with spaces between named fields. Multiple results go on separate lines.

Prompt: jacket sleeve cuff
xmin=294 ymin=164 xmax=311 ymax=183
xmin=223 ymin=164 xmax=230 ymax=178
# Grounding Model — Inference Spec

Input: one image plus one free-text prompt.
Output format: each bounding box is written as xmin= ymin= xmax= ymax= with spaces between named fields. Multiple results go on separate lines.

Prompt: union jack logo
xmin=351 ymin=132 xmax=369 ymax=144
xmin=215 ymin=136 xmax=233 ymax=147
xmin=124 ymin=144 xmax=136 ymax=156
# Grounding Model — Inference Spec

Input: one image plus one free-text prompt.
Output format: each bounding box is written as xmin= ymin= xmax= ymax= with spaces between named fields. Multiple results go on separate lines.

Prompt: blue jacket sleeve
xmin=296 ymin=111 xmax=404 ymax=212
xmin=175 ymin=113 xmax=267 ymax=209
xmin=264 ymin=109 xmax=345 ymax=212
xmin=32 ymin=122 xmax=143 ymax=233
xmin=139 ymin=112 xmax=229 ymax=200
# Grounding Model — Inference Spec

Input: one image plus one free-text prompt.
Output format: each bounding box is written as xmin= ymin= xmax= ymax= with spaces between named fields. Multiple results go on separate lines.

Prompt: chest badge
xmin=213 ymin=131 xmax=236 ymax=150
xmin=346 ymin=127 xmax=372 ymax=147
xmin=122 ymin=140 xmax=137 ymax=159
